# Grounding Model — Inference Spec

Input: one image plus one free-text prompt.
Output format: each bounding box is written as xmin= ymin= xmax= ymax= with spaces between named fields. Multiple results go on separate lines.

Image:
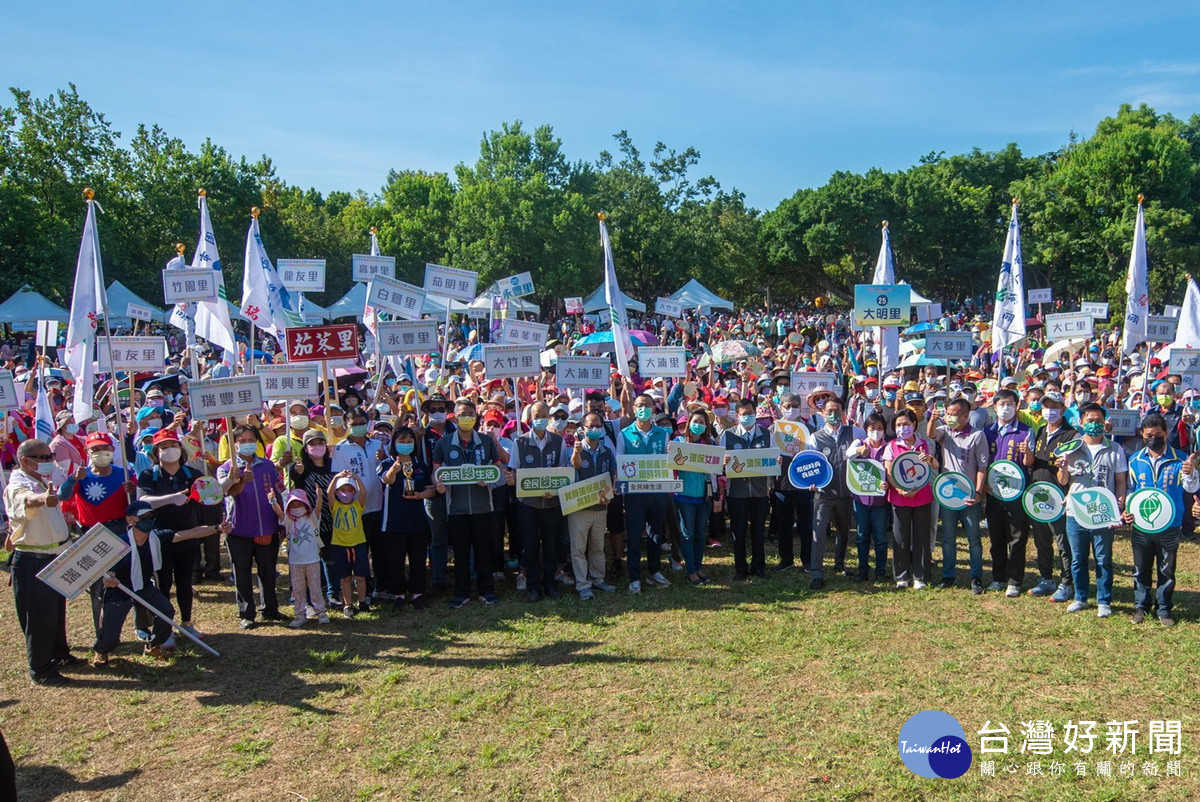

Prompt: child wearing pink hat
xmin=268 ymin=488 xmax=329 ymax=626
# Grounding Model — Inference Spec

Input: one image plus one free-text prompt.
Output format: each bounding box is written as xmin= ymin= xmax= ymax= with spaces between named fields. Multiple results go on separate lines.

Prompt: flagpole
xmin=175 ymin=242 xmax=205 ymax=383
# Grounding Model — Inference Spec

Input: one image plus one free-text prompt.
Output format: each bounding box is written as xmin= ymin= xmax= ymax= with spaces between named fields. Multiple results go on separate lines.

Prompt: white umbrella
xmin=1043 ymin=337 xmax=1088 ymax=365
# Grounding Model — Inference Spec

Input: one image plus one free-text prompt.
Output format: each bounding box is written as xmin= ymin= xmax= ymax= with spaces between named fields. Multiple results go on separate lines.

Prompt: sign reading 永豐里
xmin=277 ymin=259 xmax=326 ymax=292
xmin=556 ymin=356 xmax=611 ymax=390
xmin=162 ymin=267 xmax=219 ymax=304
xmin=853 ymin=284 xmax=911 ymax=327
xmin=423 ymin=263 xmax=478 ymax=302
xmin=925 ymin=331 xmax=975 ymax=361
xmin=284 ymin=324 xmax=360 ymax=363
xmin=125 ymin=302 xmax=153 ymax=322
xmin=497 ymin=272 xmax=535 ymax=299
xmin=516 ymin=468 xmax=575 ymax=498
xmin=1147 ymin=315 xmax=1178 ymax=342
xmin=496 ymin=318 xmax=550 ymax=347
xmin=352 ymin=253 xmax=395 ymax=283
xmin=725 ymin=447 xmax=781 ymax=478
xmin=1081 ymin=301 xmax=1109 ymax=319
xmin=97 ymin=337 xmax=167 ymax=372
xmin=1027 ymin=288 xmax=1053 ymax=304
xmin=655 ymin=298 xmax=683 ymax=318
xmin=366 ymin=276 xmax=426 ymax=321
xmin=256 ymin=363 xmax=321 ymax=401
xmin=190 ymin=376 xmax=264 ymax=420
xmin=790 ymin=372 xmax=839 ymax=399
xmin=559 ymin=474 xmax=614 ymax=516
xmin=1044 ymin=312 xmax=1093 ymax=342
xmin=483 ymin=345 xmax=540 ymax=379
xmin=637 ymin=347 xmax=687 ymax=377
xmin=564 ymin=297 xmax=584 ymax=315
xmin=376 ymin=320 xmax=438 ymax=356
xmin=36 ymin=524 xmax=131 ymax=600
xmin=435 ymin=464 xmax=502 ymax=485
xmin=667 ymin=441 xmax=725 ymax=475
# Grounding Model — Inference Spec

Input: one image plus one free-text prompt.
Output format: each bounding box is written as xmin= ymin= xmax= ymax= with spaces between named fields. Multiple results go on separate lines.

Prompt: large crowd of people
xmin=3 ymin=301 xmax=1191 ymax=686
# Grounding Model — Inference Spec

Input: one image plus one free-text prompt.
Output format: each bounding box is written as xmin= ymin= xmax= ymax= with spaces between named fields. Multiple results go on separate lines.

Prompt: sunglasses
xmin=26 ymin=454 xmax=53 ymax=462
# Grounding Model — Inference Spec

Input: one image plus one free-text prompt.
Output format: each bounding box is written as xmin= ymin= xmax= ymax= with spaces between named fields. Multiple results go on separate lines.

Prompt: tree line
xmin=1 ymin=85 xmax=1197 ymax=317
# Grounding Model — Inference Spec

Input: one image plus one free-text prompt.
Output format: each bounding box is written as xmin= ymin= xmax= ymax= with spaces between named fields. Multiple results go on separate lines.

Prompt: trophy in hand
xmin=402 ymin=461 xmax=415 ymax=497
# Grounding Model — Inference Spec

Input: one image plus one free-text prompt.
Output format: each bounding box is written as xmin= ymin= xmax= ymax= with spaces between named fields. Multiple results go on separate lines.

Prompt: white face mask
xmin=90 ymin=451 xmax=114 ymax=468
xmin=159 ymin=447 xmax=182 ymax=463
xmin=867 ymin=429 xmax=884 ymax=443
xmin=996 ymin=404 xmax=1016 ymax=422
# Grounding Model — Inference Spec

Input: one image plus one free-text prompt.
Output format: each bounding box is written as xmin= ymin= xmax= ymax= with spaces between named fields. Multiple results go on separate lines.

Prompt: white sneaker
xmin=305 ymin=605 xmax=317 ymax=618
xmin=557 ymin=572 xmax=574 ymax=586
xmin=1066 ymin=600 xmax=1088 ymax=613
xmin=648 ymin=571 xmax=671 ymax=587
xmin=987 ymin=581 xmax=1005 ymax=592
xmin=629 ymin=581 xmax=641 ymax=595
xmin=1005 ymin=584 xmax=1020 ymax=598
xmin=912 ymin=580 xmax=927 ymax=590
xmin=289 ymin=616 xmax=308 ymax=628
xmin=896 ymin=581 xmax=909 ymax=589
xmin=1097 ymin=604 xmax=1113 ymax=618
xmin=179 ymin=623 xmax=205 ymax=640
xmin=515 ymin=575 xmax=527 ymax=592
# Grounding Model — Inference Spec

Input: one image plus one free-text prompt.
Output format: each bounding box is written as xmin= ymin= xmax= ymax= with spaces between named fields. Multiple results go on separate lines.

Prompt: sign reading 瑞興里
xmin=284 ymin=324 xmax=360 ymax=363
xmin=617 ymin=455 xmax=683 ymax=493
xmin=376 ymin=320 xmax=438 ymax=356
xmin=853 ymin=284 xmax=910 ymax=327
xmin=96 ymin=337 xmax=167 ymax=372
xmin=423 ymin=263 xmax=478 ymax=303
xmin=924 ymin=331 xmax=975 ymax=361
xmin=352 ymin=253 xmax=395 ymax=283
xmin=162 ymin=267 xmax=219 ymax=304
xmin=1146 ymin=315 xmax=1178 ymax=342
xmin=367 ymin=276 xmax=426 ymax=321
xmin=1044 ymin=312 xmax=1093 ymax=342
xmin=516 ymin=468 xmax=575 ymax=498
xmin=1081 ymin=301 xmax=1109 ymax=319
xmin=36 ymin=524 xmax=131 ymax=600
xmin=655 ymin=298 xmax=683 ymax=318
xmin=435 ymin=464 xmax=502 ymax=485
xmin=666 ymin=441 xmax=725 ymax=475
xmin=1027 ymin=288 xmax=1053 ymax=304
xmin=564 ymin=297 xmax=584 ymax=315
xmin=559 ymin=474 xmax=614 ymax=516
xmin=483 ymin=345 xmax=540 ymax=379
xmin=496 ymin=318 xmax=549 ymax=347
xmin=555 ymin=356 xmax=611 ymax=390
xmin=636 ymin=347 xmax=687 ymax=377
xmin=278 ymin=259 xmax=326 ymax=292
xmin=497 ymin=271 xmax=535 ymax=299
xmin=726 ymin=447 xmax=781 ymax=478
xmin=125 ymin=302 xmax=153 ymax=323
xmin=191 ymin=376 xmax=264 ymax=420
xmin=256 ymin=363 xmax=321 ymax=401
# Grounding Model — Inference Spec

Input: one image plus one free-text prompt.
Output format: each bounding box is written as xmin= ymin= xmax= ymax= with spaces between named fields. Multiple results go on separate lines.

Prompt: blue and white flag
xmin=34 ymin=375 xmax=55 ymax=442
xmin=990 ymin=203 xmax=1027 ymax=361
xmin=241 ymin=215 xmax=302 ymax=343
xmin=1122 ymin=198 xmax=1149 ymax=352
xmin=599 ymin=214 xmax=636 ymax=380
xmin=871 ymin=223 xmax=899 ymax=372
xmin=171 ymin=192 xmax=238 ymax=363
xmin=64 ymin=194 xmax=107 ymax=421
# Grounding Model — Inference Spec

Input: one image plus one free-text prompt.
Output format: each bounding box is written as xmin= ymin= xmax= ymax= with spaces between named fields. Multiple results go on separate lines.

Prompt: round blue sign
xmin=788 ymin=450 xmax=833 ymax=489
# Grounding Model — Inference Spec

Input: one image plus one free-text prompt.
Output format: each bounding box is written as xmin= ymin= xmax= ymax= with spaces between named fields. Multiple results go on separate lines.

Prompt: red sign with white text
xmin=284 ymin=325 xmax=360 ymax=363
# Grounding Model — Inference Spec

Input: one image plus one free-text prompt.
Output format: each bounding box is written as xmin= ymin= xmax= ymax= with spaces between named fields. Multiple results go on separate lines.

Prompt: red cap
xmin=482 ymin=409 xmax=505 ymax=426
xmin=152 ymin=429 xmax=181 ymax=445
xmin=85 ymin=432 xmax=113 ymax=449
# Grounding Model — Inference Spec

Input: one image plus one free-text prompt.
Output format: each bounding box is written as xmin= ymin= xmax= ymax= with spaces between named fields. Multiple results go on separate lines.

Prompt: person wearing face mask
xmin=1056 ymin=403 xmax=1127 ymax=617
xmin=379 ymin=427 xmax=435 ymax=610
xmin=882 ymin=409 xmax=938 ymax=590
xmin=49 ymin=410 xmax=87 ymax=474
xmin=982 ymin=389 xmax=1036 ymax=597
xmin=720 ymin=398 xmax=773 ymax=581
xmin=506 ymin=402 xmax=572 ymax=603
xmin=1123 ymin=413 xmax=1194 ymax=627
xmin=848 ymin=413 xmax=890 ymax=582
xmin=927 ymin=398 xmax=988 ymax=593
xmin=1019 ymin=387 xmax=1045 ymax=431
xmin=1064 ymin=379 xmax=1096 ymax=430
xmin=5 ymin=439 xmax=84 ymax=685
xmin=770 ymin=391 xmax=818 ymax=572
xmin=290 ymin=428 xmax=337 ymax=604
xmin=332 ymin=409 xmax=387 ymax=589
xmin=672 ymin=410 xmax=720 ymax=586
xmin=432 ymin=399 xmax=507 ymax=609
xmin=620 ymin=393 xmax=675 ymax=593
xmin=267 ymin=489 xmax=328 ymax=626
xmin=1147 ymin=380 xmax=1184 ymax=450
xmin=419 ymin=393 xmax=452 ymax=592
xmin=270 ymin=400 xmax=317 ymax=481
xmin=217 ymin=425 xmax=288 ymax=629
xmin=1027 ymin=392 xmax=1076 ymax=602
xmin=808 ymin=397 xmax=866 ymax=589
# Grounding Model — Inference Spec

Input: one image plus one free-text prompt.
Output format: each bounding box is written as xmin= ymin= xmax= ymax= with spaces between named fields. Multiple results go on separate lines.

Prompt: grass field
xmin=1 ymin=532 xmax=1197 ymax=801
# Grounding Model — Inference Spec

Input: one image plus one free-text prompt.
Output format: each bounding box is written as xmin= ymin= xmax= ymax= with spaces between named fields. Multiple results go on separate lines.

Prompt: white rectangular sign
xmin=1106 ymin=409 xmax=1139 ymax=437
xmin=914 ymin=303 xmax=943 ymax=322
xmin=367 ymin=276 xmax=426 ymax=321
xmin=423 ymin=263 xmax=478 ymax=303
xmin=555 ymin=356 xmax=611 ymax=390
xmin=1044 ymin=312 xmax=1094 ymax=342
xmin=1080 ymin=301 xmax=1109 ymax=319
xmin=97 ymin=337 xmax=167 ymax=371
xmin=483 ymin=345 xmax=541 ymax=379
xmin=1169 ymin=349 xmax=1200 ymax=374
xmin=636 ymin=346 xmax=687 ymax=378
xmin=255 ymin=363 xmax=322 ymax=400
xmin=496 ymin=271 xmax=535 ymax=299
xmin=36 ymin=320 xmax=57 ymax=348
xmin=1146 ymin=315 xmax=1178 ymax=343
xmin=655 ymin=298 xmax=683 ymax=318
xmin=162 ymin=267 xmax=220 ymax=304
xmin=277 ymin=259 xmax=326 ymax=292
xmin=36 ymin=524 xmax=131 ymax=600
xmin=1027 ymin=288 xmax=1053 ymax=304
xmin=564 ymin=297 xmax=584 ymax=315
xmin=925 ymin=331 xmax=975 ymax=361
xmin=0 ymin=369 xmax=20 ymax=412
xmin=496 ymin=318 xmax=549 ymax=347
xmin=790 ymin=371 xmax=839 ymax=398
xmin=377 ymin=320 xmax=439 ymax=356
xmin=352 ymin=253 xmax=395 ymax=283
xmin=191 ymin=376 xmax=264 ymax=420
xmin=125 ymin=302 xmax=154 ymax=322
xmin=1164 ymin=304 xmax=1182 ymax=319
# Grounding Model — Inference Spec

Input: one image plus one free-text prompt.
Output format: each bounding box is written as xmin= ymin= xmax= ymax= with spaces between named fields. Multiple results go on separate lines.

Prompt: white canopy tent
xmin=103 ymin=280 xmax=168 ymax=327
xmin=899 ymin=280 xmax=932 ymax=305
xmin=0 ymin=285 xmax=70 ymax=329
xmin=470 ymin=282 xmax=540 ymax=315
xmin=667 ymin=278 xmax=734 ymax=315
xmin=582 ymin=284 xmax=645 ymax=314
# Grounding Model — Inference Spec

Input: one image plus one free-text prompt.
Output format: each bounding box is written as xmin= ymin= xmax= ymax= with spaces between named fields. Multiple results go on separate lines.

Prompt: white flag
xmin=1122 ymin=198 xmax=1149 ymax=352
xmin=1157 ymin=277 xmax=1200 ymax=359
xmin=241 ymin=216 xmax=302 ymax=342
xmin=871 ymin=224 xmax=899 ymax=373
xmin=600 ymin=215 xmax=636 ymax=380
xmin=991 ymin=203 xmax=1027 ymax=360
xmin=172 ymin=193 xmax=238 ymax=363
xmin=64 ymin=196 xmax=107 ymax=421
xmin=363 ymin=228 xmax=383 ymax=337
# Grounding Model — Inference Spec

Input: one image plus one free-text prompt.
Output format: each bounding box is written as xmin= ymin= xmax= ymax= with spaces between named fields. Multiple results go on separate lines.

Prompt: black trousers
xmin=157 ymin=546 xmax=198 ymax=622
xmin=194 ymin=532 xmax=222 ymax=577
xmin=773 ymin=490 xmax=814 ymax=568
xmin=227 ymin=534 xmax=281 ymax=621
xmin=727 ymin=496 xmax=769 ymax=575
xmin=379 ymin=529 xmax=430 ymax=596
xmin=449 ymin=512 xmax=495 ymax=599
xmin=11 ymin=550 xmax=71 ymax=679
xmin=986 ymin=497 xmax=1031 ymax=585
xmin=519 ymin=504 xmax=563 ymax=592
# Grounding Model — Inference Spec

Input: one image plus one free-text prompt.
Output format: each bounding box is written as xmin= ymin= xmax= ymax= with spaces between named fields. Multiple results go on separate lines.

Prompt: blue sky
xmin=4 ymin=1 xmax=1199 ymax=211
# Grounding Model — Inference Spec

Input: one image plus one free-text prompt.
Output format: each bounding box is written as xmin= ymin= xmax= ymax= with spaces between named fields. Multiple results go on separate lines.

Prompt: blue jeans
xmin=939 ymin=502 xmax=983 ymax=581
xmin=1065 ymin=517 xmax=1114 ymax=605
xmin=676 ymin=498 xmax=712 ymax=575
xmin=854 ymin=500 xmax=889 ymax=578
xmin=1131 ymin=526 xmax=1179 ymax=616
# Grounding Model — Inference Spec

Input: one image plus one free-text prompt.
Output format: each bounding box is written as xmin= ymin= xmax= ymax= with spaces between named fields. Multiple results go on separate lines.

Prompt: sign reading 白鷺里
xmin=367 ymin=276 xmax=426 ymax=321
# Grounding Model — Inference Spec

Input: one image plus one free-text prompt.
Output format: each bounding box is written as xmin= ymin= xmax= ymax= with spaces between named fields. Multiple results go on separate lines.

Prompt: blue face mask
xmin=739 ymin=414 xmax=756 ymax=428
xmin=394 ymin=442 xmax=414 ymax=456
xmin=532 ymin=418 xmax=549 ymax=431
xmin=1029 ymin=401 xmax=1042 ymax=412
xmin=884 ymin=391 xmax=897 ymax=402
xmin=635 ymin=407 xmax=653 ymax=422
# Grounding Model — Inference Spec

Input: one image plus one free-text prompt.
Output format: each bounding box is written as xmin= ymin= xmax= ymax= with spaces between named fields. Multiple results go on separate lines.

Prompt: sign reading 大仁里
xmin=1044 ymin=312 xmax=1093 ymax=342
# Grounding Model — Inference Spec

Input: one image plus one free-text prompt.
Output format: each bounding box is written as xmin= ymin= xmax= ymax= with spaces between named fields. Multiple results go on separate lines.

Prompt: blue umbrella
xmin=903 ymin=322 xmax=937 ymax=336
xmin=457 ymin=343 xmax=486 ymax=362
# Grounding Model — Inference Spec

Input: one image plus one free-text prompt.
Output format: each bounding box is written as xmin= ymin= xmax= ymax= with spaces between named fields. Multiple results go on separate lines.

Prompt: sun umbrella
xmin=573 ymin=329 xmax=659 ymax=354
xmin=710 ymin=340 xmax=761 ymax=363
xmin=457 ymin=343 xmax=486 ymax=363
xmin=629 ymin=330 xmax=660 ymax=345
xmin=903 ymin=322 xmax=937 ymax=336
xmin=1043 ymin=337 xmax=1088 ymax=365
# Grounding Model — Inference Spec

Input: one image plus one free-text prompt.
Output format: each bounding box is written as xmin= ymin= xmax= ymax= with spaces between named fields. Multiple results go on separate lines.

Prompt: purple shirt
xmin=217 ymin=457 xmax=284 ymax=537
xmin=984 ymin=420 xmax=1033 ymax=469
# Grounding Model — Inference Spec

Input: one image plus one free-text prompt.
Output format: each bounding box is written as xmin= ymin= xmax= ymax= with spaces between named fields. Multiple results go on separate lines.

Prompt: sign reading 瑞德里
xmin=36 ymin=525 xmax=131 ymax=600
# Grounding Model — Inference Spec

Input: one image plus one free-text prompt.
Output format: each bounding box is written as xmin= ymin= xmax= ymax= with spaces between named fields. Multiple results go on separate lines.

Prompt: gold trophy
xmin=402 ymin=461 xmax=415 ymax=497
